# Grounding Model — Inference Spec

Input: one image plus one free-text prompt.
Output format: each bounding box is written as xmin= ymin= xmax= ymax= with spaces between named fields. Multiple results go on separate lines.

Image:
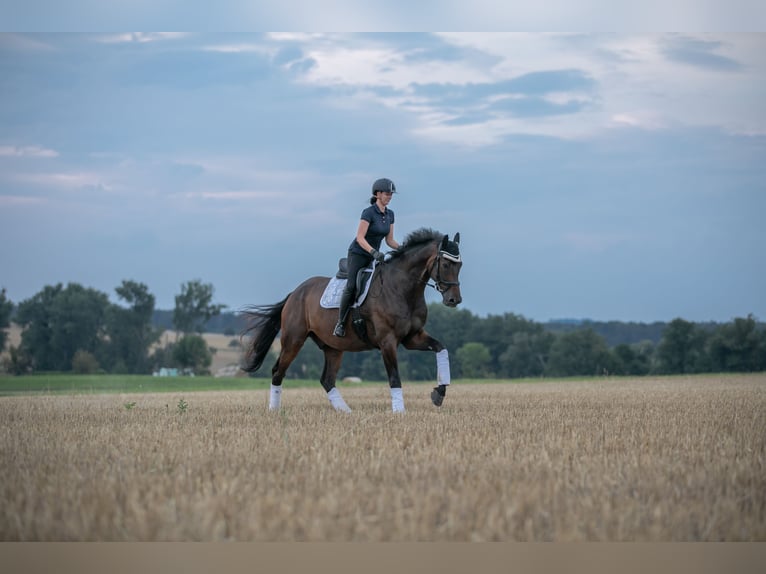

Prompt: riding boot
xmin=334 ymin=291 xmax=353 ymax=337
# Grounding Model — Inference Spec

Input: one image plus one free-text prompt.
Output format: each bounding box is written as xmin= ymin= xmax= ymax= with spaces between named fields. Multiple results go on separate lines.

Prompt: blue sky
xmin=1 ymin=32 xmax=765 ymax=322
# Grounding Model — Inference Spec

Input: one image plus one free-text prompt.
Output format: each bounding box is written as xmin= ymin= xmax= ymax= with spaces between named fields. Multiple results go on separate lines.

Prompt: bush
xmin=2 ymin=345 xmax=33 ymax=375
xmin=72 ymin=350 xmax=100 ymax=374
xmin=172 ymin=335 xmax=212 ymax=374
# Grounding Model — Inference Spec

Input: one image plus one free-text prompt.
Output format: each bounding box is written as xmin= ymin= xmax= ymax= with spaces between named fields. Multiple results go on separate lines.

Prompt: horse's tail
xmin=240 ymin=294 xmax=290 ymax=373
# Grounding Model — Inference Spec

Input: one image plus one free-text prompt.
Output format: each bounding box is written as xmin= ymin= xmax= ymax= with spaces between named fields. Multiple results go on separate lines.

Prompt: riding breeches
xmin=342 ymin=251 xmax=373 ymax=301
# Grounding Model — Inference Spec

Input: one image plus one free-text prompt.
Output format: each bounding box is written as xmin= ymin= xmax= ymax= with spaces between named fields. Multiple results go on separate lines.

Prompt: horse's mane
xmin=388 ymin=228 xmax=443 ymax=260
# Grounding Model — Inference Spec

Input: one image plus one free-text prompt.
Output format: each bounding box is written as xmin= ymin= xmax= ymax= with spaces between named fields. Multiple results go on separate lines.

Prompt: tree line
xmin=0 ymin=281 xmax=224 ymax=375
xmin=2 ymin=282 xmax=765 ymax=379
xmin=299 ymin=305 xmax=766 ymax=381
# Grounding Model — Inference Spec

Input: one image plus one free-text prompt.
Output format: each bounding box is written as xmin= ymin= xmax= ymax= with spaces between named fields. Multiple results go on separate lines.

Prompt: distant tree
xmin=708 ymin=315 xmax=764 ymax=372
xmin=104 ymin=280 xmax=161 ymax=374
xmin=499 ymin=330 xmax=556 ymax=378
xmin=456 ymin=342 xmax=492 ymax=378
xmin=399 ymin=348 xmax=437 ymax=381
xmin=357 ymin=352 xmax=387 ymax=381
xmin=149 ymin=342 xmax=175 ymax=372
xmin=15 ymin=283 xmax=110 ymax=372
xmin=470 ymin=312 xmax=538 ymax=375
xmin=285 ymin=342 xmax=323 ymax=380
xmin=0 ymin=287 xmax=12 ymax=352
xmin=423 ymin=304 xmax=475 ymax=355
xmin=1 ymin=345 xmax=33 ymax=375
xmin=173 ymin=279 xmax=226 ymax=335
xmin=72 ymin=350 xmax=100 ymax=374
xmin=172 ymin=334 xmax=213 ymax=374
xmin=656 ymin=318 xmax=710 ymax=374
xmin=611 ymin=342 xmax=652 ymax=375
xmin=546 ymin=329 xmax=615 ymax=377
xmin=247 ymin=347 xmax=279 ymax=378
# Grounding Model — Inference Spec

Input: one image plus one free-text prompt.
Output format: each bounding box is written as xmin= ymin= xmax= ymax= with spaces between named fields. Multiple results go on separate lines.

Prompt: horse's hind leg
xmin=268 ymin=333 xmax=306 ymax=410
xmin=321 ymin=348 xmax=351 ymax=413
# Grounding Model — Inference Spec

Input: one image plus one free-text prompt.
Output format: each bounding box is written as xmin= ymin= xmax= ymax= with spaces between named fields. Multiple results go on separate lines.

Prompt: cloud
xmin=661 ymin=35 xmax=742 ymax=71
xmin=0 ymin=145 xmax=59 ymax=158
xmin=200 ymin=43 xmax=273 ymax=56
xmin=11 ymin=171 xmax=110 ymax=191
xmin=94 ymin=33 xmax=188 ymax=44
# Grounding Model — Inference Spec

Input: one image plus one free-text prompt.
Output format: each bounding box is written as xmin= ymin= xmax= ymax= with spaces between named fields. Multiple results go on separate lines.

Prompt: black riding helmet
xmin=372 ymin=178 xmax=396 ymax=194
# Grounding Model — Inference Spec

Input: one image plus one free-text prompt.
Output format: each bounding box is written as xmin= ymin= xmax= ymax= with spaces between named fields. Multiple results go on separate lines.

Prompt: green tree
xmin=15 ymin=283 xmax=110 ymax=372
xmin=656 ymin=318 xmax=710 ymax=374
xmin=2 ymin=345 xmax=33 ymax=375
xmin=104 ymin=280 xmax=160 ymax=374
xmin=498 ymin=330 xmax=556 ymax=378
xmin=173 ymin=279 xmax=226 ymax=335
xmin=286 ymin=341 xmax=323 ymax=380
xmin=456 ymin=342 xmax=492 ymax=378
xmin=708 ymin=315 xmax=764 ymax=372
xmin=172 ymin=334 xmax=213 ymax=374
xmin=546 ymin=329 xmax=615 ymax=377
xmin=72 ymin=349 xmax=100 ymax=374
xmin=424 ymin=303 xmax=476 ymax=353
xmin=611 ymin=342 xmax=653 ymax=375
xmin=0 ymin=287 xmax=12 ymax=352
xmin=470 ymin=312 xmax=537 ymax=376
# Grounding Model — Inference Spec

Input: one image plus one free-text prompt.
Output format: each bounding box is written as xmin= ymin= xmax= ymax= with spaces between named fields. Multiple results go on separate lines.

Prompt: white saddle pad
xmin=319 ymin=276 xmax=347 ymax=309
xmin=319 ymin=262 xmax=377 ymax=309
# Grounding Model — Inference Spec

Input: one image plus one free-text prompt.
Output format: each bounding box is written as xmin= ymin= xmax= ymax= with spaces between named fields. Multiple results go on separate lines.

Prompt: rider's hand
xmin=370 ymin=249 xmax=385 ymax=263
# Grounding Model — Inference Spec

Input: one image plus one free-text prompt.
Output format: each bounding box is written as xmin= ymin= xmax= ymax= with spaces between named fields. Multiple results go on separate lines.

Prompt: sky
xmin=1 ymin=31 xmax=765 ymax=323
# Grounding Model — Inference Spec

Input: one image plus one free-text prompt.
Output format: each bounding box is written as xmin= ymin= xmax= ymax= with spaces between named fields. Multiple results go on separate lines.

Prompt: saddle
xmin=336 ymin=257 xmax=375 ymax=297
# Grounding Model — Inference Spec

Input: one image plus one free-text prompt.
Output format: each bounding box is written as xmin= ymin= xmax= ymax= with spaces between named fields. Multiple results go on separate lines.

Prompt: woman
xmin=333 ymin=177 xmax=400 ymax=337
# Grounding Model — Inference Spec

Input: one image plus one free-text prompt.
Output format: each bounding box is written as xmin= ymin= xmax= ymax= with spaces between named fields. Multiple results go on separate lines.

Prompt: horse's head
xmin=431 ymin=232 xmax=463 ymax=307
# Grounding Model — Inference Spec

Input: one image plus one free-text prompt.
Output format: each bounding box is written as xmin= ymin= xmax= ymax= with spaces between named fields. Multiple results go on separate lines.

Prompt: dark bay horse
xmin=241 ymin=228 xmax=463 ymax=412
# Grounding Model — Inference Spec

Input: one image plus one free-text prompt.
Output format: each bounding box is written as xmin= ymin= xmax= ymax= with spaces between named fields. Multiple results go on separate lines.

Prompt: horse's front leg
xmin=379 ymin=337 xmax=405 ymax=413
xmin=403 ymin=330 xmax=451 ymax=407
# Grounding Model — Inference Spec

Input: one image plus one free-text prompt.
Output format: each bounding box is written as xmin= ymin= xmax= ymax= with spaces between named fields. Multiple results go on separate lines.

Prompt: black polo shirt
xmin=349 ymin=204 xmax=395 ymax=255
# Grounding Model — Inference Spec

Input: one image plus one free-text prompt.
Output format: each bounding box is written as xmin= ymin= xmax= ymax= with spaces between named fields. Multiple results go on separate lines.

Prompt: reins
xmin=371 ymin=239 xmax=461 ymax=298
xmin=423 ymin=251 xmax=461 ymax=293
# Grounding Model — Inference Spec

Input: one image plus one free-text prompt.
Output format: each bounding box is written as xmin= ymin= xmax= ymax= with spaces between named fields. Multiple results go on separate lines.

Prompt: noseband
xmin=426 ymin=250 xmax=461 ymax=293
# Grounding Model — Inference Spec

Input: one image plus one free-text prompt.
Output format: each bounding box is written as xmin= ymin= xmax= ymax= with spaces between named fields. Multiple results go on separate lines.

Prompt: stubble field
xmin=1 ymin=375 xmax=764 ymax=541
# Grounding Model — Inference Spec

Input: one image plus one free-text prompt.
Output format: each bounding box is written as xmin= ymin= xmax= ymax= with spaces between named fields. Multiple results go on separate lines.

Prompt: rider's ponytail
xmin=369 ymin=195 xmax=376 ymax=205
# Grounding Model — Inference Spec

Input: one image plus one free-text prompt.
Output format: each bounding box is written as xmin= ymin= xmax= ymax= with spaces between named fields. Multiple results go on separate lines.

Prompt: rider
xmin=333 ymin=177 xmax=401 ymax=337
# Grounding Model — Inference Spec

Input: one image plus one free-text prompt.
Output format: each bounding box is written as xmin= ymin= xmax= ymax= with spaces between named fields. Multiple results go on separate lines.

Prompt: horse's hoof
xmin=431 ymin=387 xmax=444 ymax=407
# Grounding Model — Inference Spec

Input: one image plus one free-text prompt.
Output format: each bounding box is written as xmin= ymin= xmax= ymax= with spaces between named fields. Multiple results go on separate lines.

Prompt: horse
xmin=240 ymin=227 xmax=463 ymax=413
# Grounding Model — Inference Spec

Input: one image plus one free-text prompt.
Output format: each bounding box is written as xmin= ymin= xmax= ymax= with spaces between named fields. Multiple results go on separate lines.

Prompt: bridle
xmin=425 ymin=250 xmax=461 ymax=293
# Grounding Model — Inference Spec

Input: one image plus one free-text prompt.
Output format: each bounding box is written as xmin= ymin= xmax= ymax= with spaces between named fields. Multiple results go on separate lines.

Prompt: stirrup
xmin=333 ymin=322 xmax=346 ymax=337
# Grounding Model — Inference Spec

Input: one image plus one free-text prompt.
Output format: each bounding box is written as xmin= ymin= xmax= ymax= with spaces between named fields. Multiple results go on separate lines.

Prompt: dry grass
xmin=0 ymin=375 xmax=764 ymax=541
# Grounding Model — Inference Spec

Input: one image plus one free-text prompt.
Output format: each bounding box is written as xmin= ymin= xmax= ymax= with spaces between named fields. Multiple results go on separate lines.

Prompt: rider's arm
xmin=355 ymin=219 xmax=376 ymax=254
xmin=385 ymin=225 xmax=399 ymax=250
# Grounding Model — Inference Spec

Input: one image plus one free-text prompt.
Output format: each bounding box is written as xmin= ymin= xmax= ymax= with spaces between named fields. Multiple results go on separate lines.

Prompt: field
xmin=0 ymin=374 xmax=764 ymax=541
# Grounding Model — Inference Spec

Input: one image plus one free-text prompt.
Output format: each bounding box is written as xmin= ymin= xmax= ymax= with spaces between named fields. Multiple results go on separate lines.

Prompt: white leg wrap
xmin=436 ymin=349 xmax=451 ymax=386
xmin=390 ymin=387 xmax=405 ymax=413
xmin=269 ymin=384 xmax=282 ymax=410
xmin=327 ymin=387 xmax=352 ymax=413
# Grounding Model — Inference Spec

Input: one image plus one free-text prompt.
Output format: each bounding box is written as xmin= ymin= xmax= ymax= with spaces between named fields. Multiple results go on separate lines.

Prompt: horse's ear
xmin=453 ymin=232 xmax=460 ymax=244
xmin=441 ymin=234 xmax=448 ymax=248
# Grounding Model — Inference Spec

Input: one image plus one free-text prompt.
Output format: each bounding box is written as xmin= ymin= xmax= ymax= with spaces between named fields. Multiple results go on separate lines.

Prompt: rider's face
xmin=377 ymin=191 xmax=394 ymax=207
